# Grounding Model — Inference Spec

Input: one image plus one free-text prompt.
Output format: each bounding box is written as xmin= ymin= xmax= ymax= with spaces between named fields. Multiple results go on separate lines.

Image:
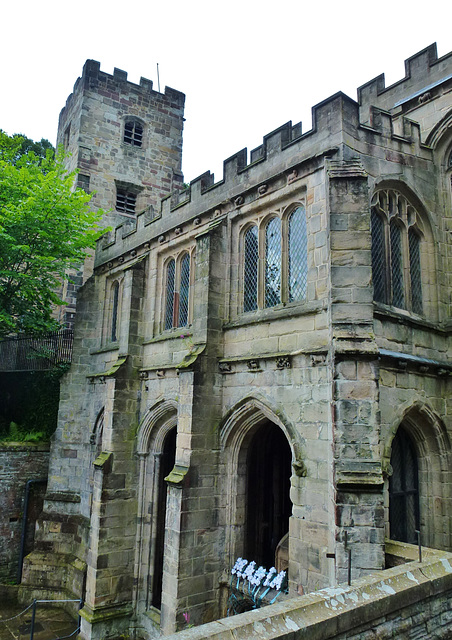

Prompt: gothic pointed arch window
xmin=241 ymin=203 xmax=308 ymax=312
xmin=389 ymin=427 xmax=420 ymax=544
xmin=163 ymin=251 xmax=193 ymax=330
xmin=371 ymin=189 xmax=424 ymax=314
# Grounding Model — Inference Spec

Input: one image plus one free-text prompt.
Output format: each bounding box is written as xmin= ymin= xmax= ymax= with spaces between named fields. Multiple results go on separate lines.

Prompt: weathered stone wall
xmin=20 ymin=46 xmax=452 ymax=640
xmin=161 ymin=544 xmax=452 ymax=640
xmin=0 ymin=443 xmax=49 ymax=581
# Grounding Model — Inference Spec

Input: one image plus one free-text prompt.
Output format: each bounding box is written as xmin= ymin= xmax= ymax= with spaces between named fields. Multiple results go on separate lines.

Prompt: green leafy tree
xmin=11 ymin=134 xmax=55 ymax=162
xmin=0 ymin=131 xmax=105 ymax=337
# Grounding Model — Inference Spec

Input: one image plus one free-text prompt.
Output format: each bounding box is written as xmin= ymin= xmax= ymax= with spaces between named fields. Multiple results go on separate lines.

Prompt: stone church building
xmin=21 ymin=45 xmax=452 ymax=639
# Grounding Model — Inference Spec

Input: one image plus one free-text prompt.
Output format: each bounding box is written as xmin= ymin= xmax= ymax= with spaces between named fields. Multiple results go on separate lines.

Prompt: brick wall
xmin=0 ymin=443 xmax=49 ymax=582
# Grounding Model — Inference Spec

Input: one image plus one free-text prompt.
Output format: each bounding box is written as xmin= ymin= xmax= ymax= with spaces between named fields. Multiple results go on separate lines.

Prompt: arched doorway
xmin=152 ymin=426 xmax=176 ymax=609
xmin=389 ymin=426 xmax=420 ymax=544
xmin=245 ymin=421 xmax=292 ymax=568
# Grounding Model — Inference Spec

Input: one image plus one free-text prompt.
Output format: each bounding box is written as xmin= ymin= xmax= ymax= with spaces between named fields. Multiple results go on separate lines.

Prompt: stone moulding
xmin=93 ymin=451 xmax=112 ymax=471
xmin=86 ymin=356 xmax=127 ymax=384
xmin=45 ymin=491 xmax=81 ymax=503
xmin=79 ymin=602 xmax=133 ymax=624
xmin=164 ymin=464 xmax=189 ymax=487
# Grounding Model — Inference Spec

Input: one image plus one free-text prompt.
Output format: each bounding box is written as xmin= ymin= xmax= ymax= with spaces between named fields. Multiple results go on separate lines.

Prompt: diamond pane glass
xmin=390 ymin=222 xmax=405 ymax=309
xmin=288 ymin=207 xmax=308 ymax=301
xmin=165 ymin=259 xmax=175 ymax=330
xmin=178 ymin=254 xmax=190 ymax=327
xmin=408 ymin=229 xmax=422 ymax=315
xmin=389 ymin=428 xmax=419 ymax=544
xmin=243 ymin=226 xmax=258 ymax=312
xmin=371 ymin=209 xmax=387 ymax=303
xmin=265 ymin=218 xmax=281 ymax=308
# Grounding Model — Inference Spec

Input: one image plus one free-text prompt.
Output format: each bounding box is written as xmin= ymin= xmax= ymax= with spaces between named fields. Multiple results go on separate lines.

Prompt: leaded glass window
xmin=163 ymin=253 xmax=192 ymax=330
xmin=389 ymin=428 xmax=420 ymax=544
xmin=165 ymin=259 xmax=175 ymax=330
xmin=241 ymin=204 xmax=309 ymax=313
xmin=288 ymin=207 xmax=308 ymax=302
xmin=408 ymin=229 xmax=422 ymax=315
xmin=371 ymin=210 xmax=387 ymax=303
xmin=390 ymin=222 xmax=405 ymax=309
xmin=178 ymin=254 xmax=190 ymax=327
xmin=371 ymin=189 xmax=424 ymax=314
xmin=265 ymin=217 xmax=281 ymax=308
xmin=244 ymin=226 xmax=258 ymax=312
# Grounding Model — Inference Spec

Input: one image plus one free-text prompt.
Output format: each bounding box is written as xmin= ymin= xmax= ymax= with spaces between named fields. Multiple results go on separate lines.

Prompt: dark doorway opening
xmin=389 ymin=426 xmax=420 ymax=544
xmin=152 ymin=427 xmax=176 ymax=609
xmin=245 ymin=422 xmax=292 ymax=568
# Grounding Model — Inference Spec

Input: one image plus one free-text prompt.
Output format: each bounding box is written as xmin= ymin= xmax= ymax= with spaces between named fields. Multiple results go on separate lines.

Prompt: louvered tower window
xmin=116 ymin=189 xmax=137 ymax=215
xmin=124 ymin=121 xmax=143 ymax=147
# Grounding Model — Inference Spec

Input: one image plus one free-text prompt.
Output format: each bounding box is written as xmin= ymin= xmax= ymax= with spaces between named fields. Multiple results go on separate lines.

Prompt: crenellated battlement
xmin=59 ymin=59 xmax=185 ymax=125
xmin=358 ymin=43 xmax=452 ymax=124
xmin=95 ymin=77 xmax=439 ymax=263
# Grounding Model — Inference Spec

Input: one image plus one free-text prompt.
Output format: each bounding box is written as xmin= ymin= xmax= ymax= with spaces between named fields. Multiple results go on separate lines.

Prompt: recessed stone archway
xmin=384 ymin=403 xmax=452 ymax=550
xmin=220 ymin=397 xmax=298 ymax=578
xmin=134 ymin=400 xmax=178 ymax=622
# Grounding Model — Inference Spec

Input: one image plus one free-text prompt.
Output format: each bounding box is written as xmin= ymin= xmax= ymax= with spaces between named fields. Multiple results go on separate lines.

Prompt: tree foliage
xmin=0 ymin=131 xmax=105 ymax=337
xmin=10 ymin=134 xmax=55 ymax=163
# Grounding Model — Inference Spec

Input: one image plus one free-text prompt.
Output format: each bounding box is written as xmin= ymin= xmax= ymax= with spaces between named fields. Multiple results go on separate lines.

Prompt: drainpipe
xmin=17 ymin=478 xmax=47 ymax=584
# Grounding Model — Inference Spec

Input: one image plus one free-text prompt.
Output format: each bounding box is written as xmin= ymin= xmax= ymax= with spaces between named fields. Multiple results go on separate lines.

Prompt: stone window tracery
xmin=164 ymin=251 xmax=193 ymax=330
xmin=241 ymin=204 xmax=307 ymax=312
xmin=124 ymin=120 xmax=143 ymax=147
xmin=371 ymin=189 xmax=424 ymax=314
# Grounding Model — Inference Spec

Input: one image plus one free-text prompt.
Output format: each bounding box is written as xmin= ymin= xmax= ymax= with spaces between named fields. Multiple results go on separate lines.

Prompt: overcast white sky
xmin=1 ymin=1 xmax=450 ymax=182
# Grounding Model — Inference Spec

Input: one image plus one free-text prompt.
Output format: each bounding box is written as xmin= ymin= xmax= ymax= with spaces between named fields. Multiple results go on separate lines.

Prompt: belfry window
xmin=164 ymin=252 xmax=192 ymax=330
xmin=124 ymin=120 xmax=143 ymax=147
xmin=242 ymin=204 xmax=308 ymax=312
xmin=371 ymin=189 xmax=423 ymax=314
xmin=116 ymin=189 xmax=137 ymax=215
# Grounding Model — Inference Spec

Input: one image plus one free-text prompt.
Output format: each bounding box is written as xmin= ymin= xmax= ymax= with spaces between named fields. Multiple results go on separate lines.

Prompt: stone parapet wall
xmin=161 ymin=544 xmax=452 ymax=640
xmin=0 ymin=443 xmax=50 ymax=582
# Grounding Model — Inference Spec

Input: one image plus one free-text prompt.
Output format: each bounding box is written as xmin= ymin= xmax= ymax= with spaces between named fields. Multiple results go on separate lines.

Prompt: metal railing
xmin=0 ymin=330 xmax=73 ymax=372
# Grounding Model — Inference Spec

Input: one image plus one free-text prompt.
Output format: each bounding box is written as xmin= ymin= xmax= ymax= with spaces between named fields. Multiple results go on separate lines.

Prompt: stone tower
xmin=55 ymin=60 xmax=185 ymax=327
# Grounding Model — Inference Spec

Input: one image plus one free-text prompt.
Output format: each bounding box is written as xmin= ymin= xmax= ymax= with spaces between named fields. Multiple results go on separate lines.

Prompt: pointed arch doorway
xmin=151 ymin=426 xmax=176 ymax=610
xmin=245 ymin=421 xmax=292 ymax=568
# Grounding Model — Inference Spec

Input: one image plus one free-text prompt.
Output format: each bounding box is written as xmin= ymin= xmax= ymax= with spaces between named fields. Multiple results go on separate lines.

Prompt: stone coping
xmin=0 ymin=441 xmax=50 ymax=451
xmin=163 ymin=544 xmax=452 ymax=640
